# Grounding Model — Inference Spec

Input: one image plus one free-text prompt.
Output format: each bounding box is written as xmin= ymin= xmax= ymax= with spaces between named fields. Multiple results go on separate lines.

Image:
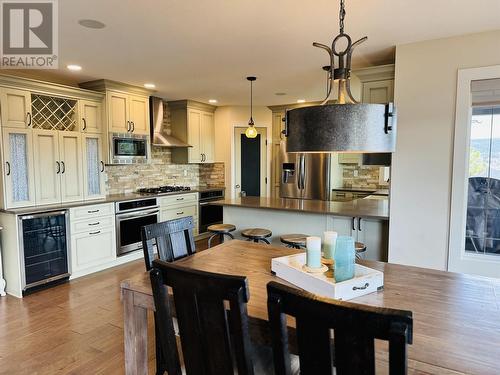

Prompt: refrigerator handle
xmin=301 ymin=155 xmax=306 ymax=189
xmin=298 ymin=154 xmax=306 ymax=190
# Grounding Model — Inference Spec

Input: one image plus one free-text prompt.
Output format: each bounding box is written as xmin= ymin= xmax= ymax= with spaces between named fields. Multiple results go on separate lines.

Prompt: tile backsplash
xmin=104 ymin=101 xmax=224 ymax=195
xmin=342 ymin=164 xmax=389 ymax=189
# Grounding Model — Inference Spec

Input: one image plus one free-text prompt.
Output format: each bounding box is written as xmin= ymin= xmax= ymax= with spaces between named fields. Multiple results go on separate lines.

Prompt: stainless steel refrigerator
xmin=279 ymin=141 xmax=331 ymax=200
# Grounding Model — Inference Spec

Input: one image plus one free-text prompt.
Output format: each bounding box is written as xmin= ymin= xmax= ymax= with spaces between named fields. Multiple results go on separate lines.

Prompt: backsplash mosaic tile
xmin=104 ymin=102 xmax=224 ymax=194
xmin=342 ymin=164 xmax=389 ymax=189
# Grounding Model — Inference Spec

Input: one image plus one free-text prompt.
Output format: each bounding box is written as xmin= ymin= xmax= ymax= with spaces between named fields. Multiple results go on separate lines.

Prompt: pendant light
xmin=284 ymin=0 xmax=396 ymax=153
xmin=245 ymin=76 xmax=258 ymax=138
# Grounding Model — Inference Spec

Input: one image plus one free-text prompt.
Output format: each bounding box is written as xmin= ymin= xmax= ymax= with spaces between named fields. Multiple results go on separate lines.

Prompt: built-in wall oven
xmin=199 ymin=189 xmax=225 ymax=234
xmin=115 ymin=198 xmax=159 ymax=256
xmin=18 ymin=210 xmax=70 ymax=293
xmin=110 ymin=133 xmax=149 ymax=164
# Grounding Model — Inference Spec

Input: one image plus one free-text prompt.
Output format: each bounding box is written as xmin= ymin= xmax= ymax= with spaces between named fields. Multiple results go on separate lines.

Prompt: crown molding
xmin=79 ymin=79 xmax=153 ymax=96
xmin=167 ymin=99 xmax=217 ymax=113
xmin=352 ymin=64 xmax=395 ymax=83
xmin=0 ymin=74 xmax=104 ymax=101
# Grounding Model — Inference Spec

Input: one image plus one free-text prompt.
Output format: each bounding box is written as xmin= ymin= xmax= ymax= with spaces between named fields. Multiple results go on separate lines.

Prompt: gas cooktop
xmin=137 ymin=185 xmax=191 ymax=195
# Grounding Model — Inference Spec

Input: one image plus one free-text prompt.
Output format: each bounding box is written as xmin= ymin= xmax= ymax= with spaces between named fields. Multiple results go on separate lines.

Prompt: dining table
xmin=120 ymin=239 xmax=500 ymax=375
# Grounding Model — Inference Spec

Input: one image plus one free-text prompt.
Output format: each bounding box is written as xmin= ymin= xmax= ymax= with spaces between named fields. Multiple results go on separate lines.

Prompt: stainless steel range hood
xmin=150 ymin=96 xmax=191 ymax=148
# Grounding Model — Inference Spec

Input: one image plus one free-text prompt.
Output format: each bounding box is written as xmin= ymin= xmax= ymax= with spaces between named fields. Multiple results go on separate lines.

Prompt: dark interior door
xmin=241 ymin=134 xmax=261 ymax=196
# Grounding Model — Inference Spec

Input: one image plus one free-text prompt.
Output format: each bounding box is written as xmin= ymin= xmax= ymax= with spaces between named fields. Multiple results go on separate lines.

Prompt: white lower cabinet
xmin=70 ymin=203 xmax=116 ymax=277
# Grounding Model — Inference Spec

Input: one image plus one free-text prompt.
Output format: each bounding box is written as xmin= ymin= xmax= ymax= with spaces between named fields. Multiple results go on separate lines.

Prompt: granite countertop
xmin=1 ymin=186 xmax=225 ymax=215
xmin=332 ymin=187 xmax=390 ymax=196
xmin=212 ymin=196 xmax=389 ymax=220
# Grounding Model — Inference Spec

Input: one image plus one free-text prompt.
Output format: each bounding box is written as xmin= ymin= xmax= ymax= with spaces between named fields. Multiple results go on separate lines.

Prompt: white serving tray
xmin=271 ymin=253 xmax=384 ymax=301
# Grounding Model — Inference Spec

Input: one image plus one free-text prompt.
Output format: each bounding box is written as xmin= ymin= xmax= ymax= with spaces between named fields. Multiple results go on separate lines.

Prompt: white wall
xmin=214 ymin=106 xmax=272 ymax=198
xmin=389 ymin=30 xmax=500 ymax=270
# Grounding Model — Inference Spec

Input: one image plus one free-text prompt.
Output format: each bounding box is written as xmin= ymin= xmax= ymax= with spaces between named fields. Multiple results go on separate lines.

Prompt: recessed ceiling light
xmin=297 ymin=99 xmax=306 ymax=103
xmin=67 ymin=64 xmax=82 ymax=71
xmin=78 ymin=19 xmax=106 ymax=29
xmin=144 ymin=83 xmax=156 ymax=89
xmin=275 ymin=92 xmax=287 ymax=96
xmin=208 ymin=99 xmax=218 ymax=104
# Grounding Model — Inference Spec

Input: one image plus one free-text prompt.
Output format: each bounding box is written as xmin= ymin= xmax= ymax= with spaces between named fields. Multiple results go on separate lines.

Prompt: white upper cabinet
xmin=107 ymin=91 xmax=129 ymax=133
xmin=362 ymin=80 xmax=394 ymax=104
xmin=129 ymin=95 xmax=149 ymax=135
xmin=79 ymin=100 xmax=103 ymax=133
xmin=1 ymin=128 xmax=35 ymax=208
xmin=0 ymin=88 xmax=31 ymax=128
xmin=169 ymin=100 xmax=216 ymax=164
xmin=33 ymin=129 xmax=61 ymax=205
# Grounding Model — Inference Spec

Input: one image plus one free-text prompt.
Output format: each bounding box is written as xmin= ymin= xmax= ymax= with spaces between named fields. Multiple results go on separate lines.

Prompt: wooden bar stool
xmin=207 ymin=224 xmax=236 ymax=248
xmin=241 ymin=228 xmax=272 ymax=244
xmin=355 ymin=241 xmax=367 ymax=259
xmin=280 ymin=234 xmax=308 ymax=249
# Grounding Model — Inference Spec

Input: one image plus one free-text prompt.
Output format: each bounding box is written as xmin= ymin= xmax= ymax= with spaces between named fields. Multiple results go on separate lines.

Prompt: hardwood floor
xmin=0 ymin=237 xmax=217 ymax=375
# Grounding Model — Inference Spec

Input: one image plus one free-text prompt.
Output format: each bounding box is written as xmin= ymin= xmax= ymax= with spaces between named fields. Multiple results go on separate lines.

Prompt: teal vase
xmin=334 ymin=236 xmax=355 ymax=282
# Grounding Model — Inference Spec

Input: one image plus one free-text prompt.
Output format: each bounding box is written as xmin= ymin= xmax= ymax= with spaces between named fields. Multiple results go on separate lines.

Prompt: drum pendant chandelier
xmin=284 ymin=0 xmax=396 ymax=153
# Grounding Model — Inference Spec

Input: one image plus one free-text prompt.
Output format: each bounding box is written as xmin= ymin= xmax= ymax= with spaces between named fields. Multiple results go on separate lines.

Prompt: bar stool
xmin=355 ymin=241 xmax=367 ymax=260
xmin=207 ymin=224 xmax=236 ymax=248
xmin=241 ymin=228 xmax=272 ymax=244
xmin=280 ymin=234 xmax=308 ymax=249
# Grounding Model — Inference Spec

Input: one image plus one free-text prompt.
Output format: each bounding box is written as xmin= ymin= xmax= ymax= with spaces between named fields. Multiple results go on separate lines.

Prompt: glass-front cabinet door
xmin=2 ymin=128 xmax=35 ymax=208
xmin=82 ymin=134 xmax=105 ymax=199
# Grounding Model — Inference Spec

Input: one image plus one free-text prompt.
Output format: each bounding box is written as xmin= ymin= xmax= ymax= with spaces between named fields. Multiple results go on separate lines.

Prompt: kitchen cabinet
xmin=169 ymin=100 xmax=216 ymax=164
xmin=70 ymin=202 xmax=116 ymax=278
xmin=82 ymin=134 xmax=106 ymax=200
xmin=328 ymin=215 xmax=389 ymax=262
xmin=79 ymin=80 xmax=152 ymax=136
xmin=79 ymin=100 xmax=103 ymax=133
xmin=0 ymin=88 xmax=31 ymax=128
xmin=362 ymin=79 xmax=394 ymax=104
xmin=159 ymin=192 xmax=199 ymax=235
xmin=33 ymin=130 xmax=61 ymax=205
xmin=1 ymin=128 xmax=35 ymax=208
xmin=33 ymin=130 xmax=85 ymax=205
xmin=59 ymin=132 xmax=85 ymax=202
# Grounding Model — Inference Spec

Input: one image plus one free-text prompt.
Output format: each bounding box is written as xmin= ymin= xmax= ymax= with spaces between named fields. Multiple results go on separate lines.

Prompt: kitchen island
xmin=212 ymin=196 xmax=389 ymax=261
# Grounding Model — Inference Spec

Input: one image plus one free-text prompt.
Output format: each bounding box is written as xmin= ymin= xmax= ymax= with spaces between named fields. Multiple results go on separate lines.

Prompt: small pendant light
xmin=284 ymin=0 xmax=396 ymax=153
xmin=245 ymin=76 xmax=258 ymax=138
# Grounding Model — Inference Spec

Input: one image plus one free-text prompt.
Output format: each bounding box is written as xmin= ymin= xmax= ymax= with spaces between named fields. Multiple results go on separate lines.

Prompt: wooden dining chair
xmin=267 ymin=281 xmax=413 ymax=375
xmin=141 ymin=216 xmax=195 ymax=375
xmin=150 ymin=258 xmax=255 ymax=375
xmin=141 ymin=216 xmax=196 ymax=271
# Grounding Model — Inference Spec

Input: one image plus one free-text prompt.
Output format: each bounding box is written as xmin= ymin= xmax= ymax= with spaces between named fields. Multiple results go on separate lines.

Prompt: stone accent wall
xmin=342 ymin=164 xmax=387 ymax=189
xmin=104 ymin=101 xmax=224 ymax=194
xmin=199 ymin=162 xmax=225 ymax=188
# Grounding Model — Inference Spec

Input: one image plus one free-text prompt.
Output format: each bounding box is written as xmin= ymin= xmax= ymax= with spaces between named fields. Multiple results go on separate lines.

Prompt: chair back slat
xmin=142 ymin=216 xmax=196 ymax=270
xmin=295 ymin=316 xmax=333 ymax=374
xmin=151 ymin=259 xmax=255 ymax=375
xmin=267 ymin=281 xmax=413 ymax=375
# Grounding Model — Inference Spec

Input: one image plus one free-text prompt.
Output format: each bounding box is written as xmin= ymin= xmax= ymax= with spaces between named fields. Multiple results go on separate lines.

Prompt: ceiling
xmin=4 ymin=0 xmax=500 ymax=105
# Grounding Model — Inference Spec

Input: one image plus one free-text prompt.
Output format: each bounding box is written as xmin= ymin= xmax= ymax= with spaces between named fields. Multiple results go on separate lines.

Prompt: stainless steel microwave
xmin=110 ymin=133 xmax=150 ymax=164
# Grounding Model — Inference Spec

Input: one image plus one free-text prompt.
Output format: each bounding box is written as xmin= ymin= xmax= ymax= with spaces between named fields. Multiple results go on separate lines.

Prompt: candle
xmin=306 ymin=236 xmax=322 ymax=268
xmin=323 ymin=231 xmax=337 ymax=259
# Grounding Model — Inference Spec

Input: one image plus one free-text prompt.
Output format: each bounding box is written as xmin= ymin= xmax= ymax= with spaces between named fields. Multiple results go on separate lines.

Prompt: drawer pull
xmin=176 ymin=197 xmax=184 ymax=201
xmin=88 ymin=222 xmax=100 ymax=226
xmin=352 ymin=283 xmax=369 ymax=291
xmin=88 ymin=209 xmax=100 ymax=213
xmin=89 ymin=231 xmax=101 ymax=235
xmin=176 ymin=212 xmax=184 ymax=215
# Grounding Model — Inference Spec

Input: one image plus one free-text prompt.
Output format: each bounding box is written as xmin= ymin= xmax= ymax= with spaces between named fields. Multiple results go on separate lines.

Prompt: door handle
xmin=235 ymin=184 xmax=240 ymax=188
xmin=358 ymin=217 xmax=362 ymax=231
xmin=5 ymin=162 xmax=10 ymax=176
xmin=82 ymin=118 xmax=87 ymax=131
xmin=127 ymin=121 xmax=131 ymax=132
xmin=131 ymin=121 xmax=135 ymax=132
xmin=56 ymin=161 xmax=60 ymax=174
xmin=61 ymin=161 xmax=65 ymax=174
xmin=26 ymin=112 xmax=32 ymax=127
xmin=89 ymin=231 xmax=101 ymax=235
xmin=100 ymin=161 xmax=105 ymax=172
xmin=352 ymin=217 xmax=356 ymax=231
